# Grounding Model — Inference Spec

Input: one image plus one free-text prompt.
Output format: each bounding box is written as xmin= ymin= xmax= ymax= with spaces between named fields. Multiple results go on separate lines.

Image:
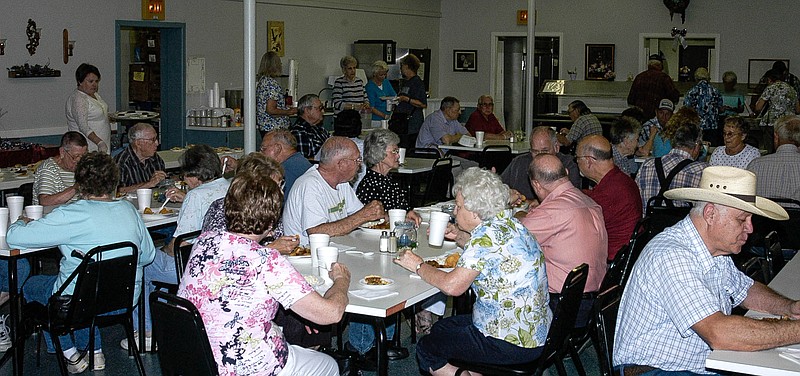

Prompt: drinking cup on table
xmin=475 ymin=131 xmax=485 ymax=147
xmin=6 ymin=196 xmax=24 ymax=224
xmin=428 ymin=211 xmax=452 ymax=247
xmin=388 ymin=209 xmax=407 ymax=231
xmin=136 ymin=188 xmax=153 ymax=212
xmin=398 ymin=148 xmax=406 ymax=165
xmin=24 ymin=205 xmax=44 ymax=220
xmin=381 ymin=119 xmax=389 ymax=129
xmin=0 ymin=208 xmax=8 ymax=236
xmin=316 ymin=246 xmax=339 ymax=284
xmin=308 ymin=233 xmax=330 ymax=268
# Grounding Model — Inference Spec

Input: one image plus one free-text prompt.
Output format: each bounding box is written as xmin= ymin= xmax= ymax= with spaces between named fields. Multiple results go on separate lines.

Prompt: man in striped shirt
xmin=114 ymin=123 xmax=166 ymax=194
xmin=32 ymin=131 xmax=88 ymax=205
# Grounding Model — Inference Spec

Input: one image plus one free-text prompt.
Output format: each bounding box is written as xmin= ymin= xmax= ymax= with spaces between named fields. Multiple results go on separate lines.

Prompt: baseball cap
xmin=658 ymin=99 xmax=674 ymax=112
xmin=648 ymin=54 xmax=663 ymax=62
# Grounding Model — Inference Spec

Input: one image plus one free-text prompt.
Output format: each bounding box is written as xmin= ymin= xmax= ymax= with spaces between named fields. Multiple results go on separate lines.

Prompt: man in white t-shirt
xmin=283 ymin=136 xmax=385 ymax=244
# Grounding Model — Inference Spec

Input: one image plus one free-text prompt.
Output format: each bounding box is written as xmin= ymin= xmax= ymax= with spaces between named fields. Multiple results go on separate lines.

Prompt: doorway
xmin=639 ymin=33 xmax=720 ymax=82
xmin=115 ymin=21 xmax=185 ymax=149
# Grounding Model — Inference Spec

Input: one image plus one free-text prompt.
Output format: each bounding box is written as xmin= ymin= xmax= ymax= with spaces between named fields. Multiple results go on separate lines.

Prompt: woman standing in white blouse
xmin=66 ymin=63 xmax=111 ymax=153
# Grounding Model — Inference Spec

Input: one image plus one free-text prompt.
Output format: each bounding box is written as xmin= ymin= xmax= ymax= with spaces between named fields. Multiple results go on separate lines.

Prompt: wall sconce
xmin=63 ymin=29 xmax=75 ymax=64
xmin=516 ymin=10 xmax=528 ymax=25
xmin=0 ymin=39 xmax=6 ymax=56
xmin=142 ymin=0 xmax=166 ymax=20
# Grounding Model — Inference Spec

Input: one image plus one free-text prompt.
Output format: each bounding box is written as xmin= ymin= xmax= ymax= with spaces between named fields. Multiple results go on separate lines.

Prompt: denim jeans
xmin=348 ymin=319 xmax=396 ymax=355
xmin=0 ymin=259 xmax=31 ymax=292
xmin=134 ymin=249 xmax=176 ymax=332
xmin=23 ymin=275 xmax=102 ymax=353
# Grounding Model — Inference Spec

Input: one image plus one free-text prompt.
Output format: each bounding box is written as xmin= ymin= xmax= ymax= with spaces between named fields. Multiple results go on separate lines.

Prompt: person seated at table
xmin=464 ymin=95 xmax=512 ymax=140
xmin=289 ymin=94 xmax=330 ymax=159
xmin=283 ymin=137 xmax=385 ymax=245
xmin=557 ymin=100 xmax=602 ymax=149
xmin=613 ymin=166 xmax=800 ymax=375
xmin=32 ymin=131 xmax=88 ymax=205
xmin=332 ymin=55 xmax=370 ymax=114
xmin=9 ymin=152 xmax=156 ymax=373
xmin=637 ymin=99 xmax=674 ymax=157
xmin=114 ymin=122 xmax=166 ymax=194
xmin=710 ymin=116 xmax=760 ymax=169
xmin=178 ymin=172 xmax=349 ymax=376
xmin=416 ymin=96 xmax=470 ymax=149
xmin=332 ymin=109 xmax=366 ymax=187
xmin=365 ymin=60 xmax=397 ymax=123
xmin=259 ymin=130 xmax=312 ymax=199
xmin=608 ymin=116 xmax=642 ymax=176
xmin=395 ymin=167 xmax=551 ymax=376
xmin=125 ymin=144 xmax=230 ymax=351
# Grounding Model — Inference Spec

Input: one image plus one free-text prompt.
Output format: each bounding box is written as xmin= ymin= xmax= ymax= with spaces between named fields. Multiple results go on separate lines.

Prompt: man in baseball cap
xmin=614 ymin=166 xmax=799 ymax=374
xmin=637 ymin=99 xmax=675 ymax=157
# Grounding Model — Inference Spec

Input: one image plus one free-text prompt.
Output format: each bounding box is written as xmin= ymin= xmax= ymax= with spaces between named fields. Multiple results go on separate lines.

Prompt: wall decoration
xmin=664 ymin=0 xmax=690 ymax=23
xmin=453 ymin=50 xmax=477 ymax=72
xmin=268 ymin=21 xmax=285 ymax=57
xmin=585 ymin=44 xmax=615 ymax=80
xmin=26 ymin=19 xmax=41 ymax=56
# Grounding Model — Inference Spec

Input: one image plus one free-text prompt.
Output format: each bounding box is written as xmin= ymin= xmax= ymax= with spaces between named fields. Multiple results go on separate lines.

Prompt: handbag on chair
xmin=388 ymin=111 xmax=411 ymax=135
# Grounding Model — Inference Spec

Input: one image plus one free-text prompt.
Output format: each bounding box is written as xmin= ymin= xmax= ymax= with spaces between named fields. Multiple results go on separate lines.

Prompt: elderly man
xmin=464 ymin=95 xmax=512 ymax=140
xmin=557 ymin=100 xmax=602 ymax=148
xmin=114 ymin=123 xmax=166 ymax=194
xmin=32 ymin=131 xmax=87 ymax=205
xmin=614 ymin=166 xmax=798 ymax=375
xmin=747 ymin=115 xmax=800 ymax=204
xmin=628 ymin=55 xmax=681 ymax=120
xmin=521 ymin=154 xmax=607 ymax=327
xmin=289 ymin=94 xmax=330 ymax=159
xmin=283 ymin=136 xmax=385 ymax=244
xmin=636 ymin=121 xmax=707 ymax=215
xmin=637 ymin=99 xmax=674 ymax=157
xmin=416 ymin=96 xmax=470 ymax=148
xmin=260 ymin=129 xmax=312 ymax=198
xmin=576 ymin=135 xmax=642 ymax=261
xmin=684 ymin=67 xmax=724 ymax=144
xmin=502 ymin=126 xmax=581 ymax=200
xmin=608 ymin=116 xmax=642 ymax=176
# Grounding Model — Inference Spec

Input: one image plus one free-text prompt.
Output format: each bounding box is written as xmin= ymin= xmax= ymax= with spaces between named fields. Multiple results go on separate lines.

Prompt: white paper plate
xmin=140 ymin=208 xmax=179 ymax=221
xmin=359 ymin=277 xmax=394 ymax=289
xmin=359 ymin=219 xmax=388 ymax=235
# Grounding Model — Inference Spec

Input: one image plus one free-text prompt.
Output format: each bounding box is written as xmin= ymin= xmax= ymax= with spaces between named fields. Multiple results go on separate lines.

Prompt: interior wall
xmin=437 ymin=0 xmax=800 ymax=106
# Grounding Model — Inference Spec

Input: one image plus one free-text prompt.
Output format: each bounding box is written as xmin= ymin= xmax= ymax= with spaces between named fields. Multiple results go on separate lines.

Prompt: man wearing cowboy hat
xmin=614 ymin=166 xmax=800 ymax=375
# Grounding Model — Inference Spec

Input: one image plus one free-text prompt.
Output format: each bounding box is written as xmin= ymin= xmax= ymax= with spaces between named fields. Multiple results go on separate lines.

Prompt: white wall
xmin=1 ymin=0 xmax=441 ymax=138
xmin=437 ymin=0 xmax=800 ymax=103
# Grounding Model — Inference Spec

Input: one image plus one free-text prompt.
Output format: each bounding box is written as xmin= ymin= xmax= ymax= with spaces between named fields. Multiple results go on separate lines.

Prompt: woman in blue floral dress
xmin=395 ymin=167 xmax=551 ymax=375
xmin=256 ymin=51 xmax=297 ymax=137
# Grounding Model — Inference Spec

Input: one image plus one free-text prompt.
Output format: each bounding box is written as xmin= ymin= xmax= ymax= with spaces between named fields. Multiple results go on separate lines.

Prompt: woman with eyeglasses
xmin=709 ymin=116 xmax=760 ymax=169
xmin=356 ymin=129 xmax=409 ymax=211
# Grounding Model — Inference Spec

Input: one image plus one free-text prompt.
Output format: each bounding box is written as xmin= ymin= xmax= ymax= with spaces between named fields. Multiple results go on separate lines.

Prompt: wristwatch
xmin=415 ymin=262 xmax=424 ymax=274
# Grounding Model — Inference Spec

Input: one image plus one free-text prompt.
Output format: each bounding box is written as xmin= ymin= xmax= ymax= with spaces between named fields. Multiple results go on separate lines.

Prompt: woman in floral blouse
xmin=395 ymin=167 xmax=551 ymax=375
xmin=178 ymin=172 xmax=350 ymax=376
xmin=256 ymin=51 xmax=297 ymax=137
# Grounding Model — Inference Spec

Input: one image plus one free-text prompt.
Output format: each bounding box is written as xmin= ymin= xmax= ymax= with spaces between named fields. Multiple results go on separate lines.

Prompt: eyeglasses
xmin=722 ymin=131 xmax=742 ymax=138
xmin=343 ymin=157 xmax=363 ymax=164
xmin=64 ymin=150 xmax=83 ymax=161
xmin=312 ymin=105 xmax=325 ymax=111
xmin=478 ymin=103 xmax=494 ymax=107
xmin=576 ymin=155 xmax=596 ymax=161
xmin=389 ymin=149 xmax=400 ymax=155
xmin=139 ymin=137 xmax=158 ymax=143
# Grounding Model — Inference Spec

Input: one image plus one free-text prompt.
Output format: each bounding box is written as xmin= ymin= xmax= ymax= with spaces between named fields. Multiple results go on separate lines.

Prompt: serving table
xmin=706 ymin=255 xmax=800 ymax=375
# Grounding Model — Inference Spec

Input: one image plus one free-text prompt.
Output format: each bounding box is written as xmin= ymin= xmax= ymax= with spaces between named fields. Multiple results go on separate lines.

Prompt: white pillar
xmin=525 ymin=0 xmax=536 ymax=136
xmin=243 ymin=0 xmax=257 ymax=153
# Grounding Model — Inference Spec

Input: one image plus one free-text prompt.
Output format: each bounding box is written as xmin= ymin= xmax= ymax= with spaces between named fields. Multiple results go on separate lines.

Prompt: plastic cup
xmin=136 ymin=189 xmax=153 ymax=211
xmin=428 ymin=212 xmax=452 ymax=247
xmin=308 ymin=233 xmax=330 ymax=268
xmin=317 ymin=246 xmax=339 ymax=270
xmin=381 ymin=119 xmax=389 ymax=129
xmin=24 ymin=205 xmax=44 ymax=220
xmin=388 ymin=209 xmax=407 ymax=231
xmin=6 ymin=196 xmax=24 ymax=224
xmin=476 ymin=131 xmax=485 ymax=147
xmin=0 ymin=208 xmax=8 ymax=236
xmin=398 ymin=148 xmax=406 ymax=165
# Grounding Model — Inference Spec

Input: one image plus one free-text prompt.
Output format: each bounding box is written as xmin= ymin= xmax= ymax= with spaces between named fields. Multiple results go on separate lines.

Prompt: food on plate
xmin=115 ymin=191 xmax=126 ymax=198
xmin=368 ymin=221 xmax=390 ymax=230
xmin=424 ymin=260 xmax=444 ymax=268
xmin=514 ymin=194 xmax=527 ymax=207
xmin=364 ymin=275 xmax=390 ymax=285
xmin=142 ymin=207 xmax=155 ymax=214
xmin=444 ymin=252 xmax=461 ymax=268
xmin=760 ymin=316 xmax=791 ymax=322
xmin=158 ymin=207 xmax=173 ymax=214
xmin=290 ymin=246 xmax=311 ymax=256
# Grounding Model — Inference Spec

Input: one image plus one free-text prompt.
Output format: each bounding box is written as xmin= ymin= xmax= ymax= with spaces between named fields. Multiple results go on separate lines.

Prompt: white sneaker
xmin=0 ymin=314 xmax=12 ymax=352
xmin=119 ymin=333 xmax=156 ymax=351
xmin=65 ymin=351 xmax=89 ymax=374
xmin=93 ymin=352 xmax=106 ymax=371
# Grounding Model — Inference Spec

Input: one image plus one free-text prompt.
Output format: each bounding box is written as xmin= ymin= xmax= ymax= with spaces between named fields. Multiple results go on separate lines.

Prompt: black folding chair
xmin=593 ymin=285 xmax=622 ymax=376
xmin=450 ymin=263 xmax=589 ymax=376
xmin=411 ymin=157 xmax=453 ymax=207
xmin=150 ymin=290 xmax=218 ymax=376
xmin=478 ymin=145 xmax=513 ymax=174
xmin=602 ymin=217 xmax=652 ymax=291
xmin=24 ymin=241 xmax=145 ymax=375
xmin=645 ymin=196 xmax=691 ymax=236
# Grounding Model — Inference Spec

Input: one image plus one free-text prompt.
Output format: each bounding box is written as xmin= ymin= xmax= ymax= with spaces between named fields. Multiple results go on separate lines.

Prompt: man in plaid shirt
xmin=289 ymin=94 xmax=330 ymax=159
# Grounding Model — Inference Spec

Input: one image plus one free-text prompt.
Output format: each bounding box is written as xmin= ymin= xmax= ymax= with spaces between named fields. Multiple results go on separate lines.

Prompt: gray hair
xmin=257 ymin=51 xmax=282 ymax=79
xmin=297 ymin=94 xmax=320 ymax=117
xmin=775 ymin=115 xmax=800 ymax=145
xmin=690 ymin=201 xmax=709 ymax=216
xmin=340 ymin=55 xmax=358 ymax=70
xmin=671 ymin=122 xmax=702 ymax=149
xmin=267 ymin=129 xmax=298 ymax=149
xmin=319 ymin=136 xmax=354 ymax=165
xmin=371 ymin=60 xmax=389 ymax=78
xmin=128 ymin=122 xmax=156 ymax=141
xmin=694 ymin=67 xmax=710 ymax=81
xmin=440 ymin=96 xmax=460 ymax=111
xmin=528 ymin=154 xmax=568 ymax=184
xmin=722 ymin=71 xmax=737 ymax=84
xmin=452 ymin=167 xmax=509 ymax=221
xmin=531 ymin=126 xmax=558 ymax=147
xmin=609 ymin=116 xmax=641 ymax=145
xmin=181 ymin=144 xmax=222 ymax=182
xmin=363 ymin=129 xmax=400 ymax=168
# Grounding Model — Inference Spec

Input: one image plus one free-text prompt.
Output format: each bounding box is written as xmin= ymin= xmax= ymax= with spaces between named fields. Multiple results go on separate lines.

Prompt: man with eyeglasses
xmin=556 ymin=100 xmax=602 ymax=148
xmin=416 ymin=96 xmax=470 ymax=148
xmin=32 ymin=131 xmax=88 ymax=206
xmin=114 ymin=122 xmax=166 ymax=194
xmin=465 ymin=95 xmax=513 ymax=140
xmin=289 ymin=93 xmax=330 ymax=159
xmin=283 ymin=137 xmax=385 ymax=245
xmin=260 ymin=129 xmax=312 ymax=200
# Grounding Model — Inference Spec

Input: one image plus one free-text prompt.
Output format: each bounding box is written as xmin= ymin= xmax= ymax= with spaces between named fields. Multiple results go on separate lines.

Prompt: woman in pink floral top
xmin=178 ymin=171 xmax=351 ymax=376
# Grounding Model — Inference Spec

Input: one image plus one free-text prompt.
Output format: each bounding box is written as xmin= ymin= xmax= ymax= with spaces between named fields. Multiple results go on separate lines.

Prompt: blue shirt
xmin=365 ymin=79 xmax=397 ymax=121
xmin=416 ymin=110 xmax=469 ymax=148
xmin=683 ymin=80 xmax=723 ymax=131
xmin=282 ymin=151 xmax=312 ymax=201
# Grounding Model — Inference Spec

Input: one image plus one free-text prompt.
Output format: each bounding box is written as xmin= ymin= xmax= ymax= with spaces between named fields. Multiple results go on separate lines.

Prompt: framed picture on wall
xmin=267 ymin=21 xmax=285 ymax=57
xmin=585 ymin=44 xmax=615 ymax=80
xmin=453 ymin=50 xmax=477 ymax=72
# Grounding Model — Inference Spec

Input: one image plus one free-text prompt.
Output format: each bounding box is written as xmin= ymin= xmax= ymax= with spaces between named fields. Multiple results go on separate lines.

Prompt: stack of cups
xmin=6 ymin=196 xmax=24 ymax=225
xmin=475 ymin=131 xmax=485 ymax=147
xmin=388 ymin=209 xmax=407 ymax=231
xmin=136 ymin=188 xmax=153 ymax=211
xmin=316 ymin=246 xmax=339 ymax=284
xmin=428 ymin=211 xmax=452 ymax=246
xmin=308 ymin=233 xmax=330 ymax=268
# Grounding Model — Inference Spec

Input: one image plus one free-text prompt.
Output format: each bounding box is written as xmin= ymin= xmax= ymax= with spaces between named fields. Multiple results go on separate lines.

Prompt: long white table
xmin=706 ymin=255 xmax=800 ymax=375
xmin=157 ymin=149 xmax=243 ymax=170
xmin=437 ymin=139 xmax=530 ymax=154
xmin=0 ymin=169 xmax=34 ymax=192
xmin=394 ymin=157 xmax=459 ymax=175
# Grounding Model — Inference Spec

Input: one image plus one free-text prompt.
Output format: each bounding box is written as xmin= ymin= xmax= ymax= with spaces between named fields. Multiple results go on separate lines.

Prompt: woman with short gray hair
xmin=332 ymin=55 xmax=370 ymax=114
xmin=395 ymin=167 xmax=550 ymax=375
xmin=366 ymin=60 xmax=397 ymax=123
xmin=356 ymin=129 xmax=407 ymax=211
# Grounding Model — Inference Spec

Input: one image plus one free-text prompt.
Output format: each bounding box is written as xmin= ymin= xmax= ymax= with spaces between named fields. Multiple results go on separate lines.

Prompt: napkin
xmin=329 ymin=242 xmax=356 ymax=251
xmin=349 ymin=289 xmax=399 ymax=301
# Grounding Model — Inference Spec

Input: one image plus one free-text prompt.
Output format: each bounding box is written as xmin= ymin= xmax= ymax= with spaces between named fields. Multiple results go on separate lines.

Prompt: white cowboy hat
xmin=664 ymin=166 xmax=789 ymax=221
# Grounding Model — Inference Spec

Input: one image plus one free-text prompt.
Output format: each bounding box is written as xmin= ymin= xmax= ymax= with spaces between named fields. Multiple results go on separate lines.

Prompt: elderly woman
xmin=710 ymin=116 xmax=761 ymax=169
xmin=66 ymin=63 xmax=111 ymax=153
xmin=178 ymin=171 xmax=350 ymax=376
xmin=684 ymin=67 xmax=723 ymax=145
xmin=332 ymin=55 xmax=370 ymax=114
xmin=395 ymin=167 xmax=550 ymax=376
xmin=356 ymin=129 xmax=408 ymax=210
xmin=9 ymin=152 xmax=156 ymax=372
xmin=365 ymin=60 xmax=397 ymax=124
xmin=395 ymin=54 xmax=428 ymax=148
xmin=257 ymin=51 xmax=297 ymax=137
xmin=609 ymin=116 xmax=642 ymax=176
xmin=32 ymin=131 xmax=88 ymax=205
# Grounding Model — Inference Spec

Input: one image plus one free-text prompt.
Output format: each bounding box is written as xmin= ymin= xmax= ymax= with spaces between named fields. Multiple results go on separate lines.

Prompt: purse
xmin=388 ymin=111 xmax=411 ymax=135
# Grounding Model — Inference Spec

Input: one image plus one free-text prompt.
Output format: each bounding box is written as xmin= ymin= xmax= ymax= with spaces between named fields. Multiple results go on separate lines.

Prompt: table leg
xmin=371 ymin=317 xmax=388 ymax=376
xmin=8 ymin=257 xmax=22 ymax=376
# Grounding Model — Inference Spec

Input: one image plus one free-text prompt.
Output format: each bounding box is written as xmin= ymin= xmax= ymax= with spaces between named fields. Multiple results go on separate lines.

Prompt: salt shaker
xmin=379 ymin=231 xmax=389 ymax=253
